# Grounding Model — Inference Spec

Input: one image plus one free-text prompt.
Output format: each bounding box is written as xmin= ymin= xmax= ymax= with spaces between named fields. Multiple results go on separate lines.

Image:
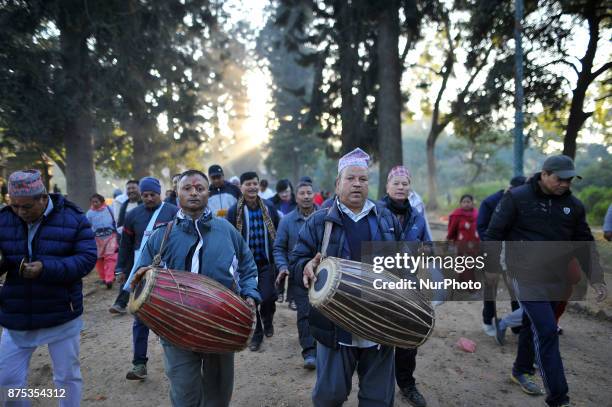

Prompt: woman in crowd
xmin=86 ymin=193 xmax=118 ymax=289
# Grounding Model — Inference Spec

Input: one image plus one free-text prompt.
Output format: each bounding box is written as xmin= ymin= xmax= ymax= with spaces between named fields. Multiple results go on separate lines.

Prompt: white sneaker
xmin=431 ymin=300 xmax=444 ymax=308
xmin=482 ymin=323 xmax=496 ymax=337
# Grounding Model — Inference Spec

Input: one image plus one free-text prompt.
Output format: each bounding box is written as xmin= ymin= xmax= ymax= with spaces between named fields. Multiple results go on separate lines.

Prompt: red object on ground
xmin=456 ymin=337 xmax=477 ymax=353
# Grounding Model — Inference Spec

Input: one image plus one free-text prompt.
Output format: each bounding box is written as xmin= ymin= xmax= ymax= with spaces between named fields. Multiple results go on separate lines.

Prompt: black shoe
xmin=288 ymin=301 xmax=297 ymax=311
xmin=264 ymin=326 xmax=274 ymax=338
xmin=106 ymin=282 xmax=113 ymax=289
xmin=249 ymin=341 xmax=261 ymax=352
xmin=400 ymin=385 xmax=427 ymax=407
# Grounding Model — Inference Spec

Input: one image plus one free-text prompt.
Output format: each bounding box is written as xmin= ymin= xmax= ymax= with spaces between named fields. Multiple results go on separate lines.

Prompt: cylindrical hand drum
xmin=128 ymin=267 xmax=255 ymax=353
xmin=310 ymin=257 xmax=434 ymax=348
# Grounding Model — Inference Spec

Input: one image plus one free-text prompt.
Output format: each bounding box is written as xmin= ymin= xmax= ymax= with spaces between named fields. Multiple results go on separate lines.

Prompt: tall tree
xmin=375 ymin=0 xmax=403 ymax=197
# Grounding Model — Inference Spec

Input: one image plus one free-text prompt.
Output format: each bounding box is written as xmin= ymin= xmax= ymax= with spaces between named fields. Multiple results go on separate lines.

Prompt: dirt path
xmin=18 ymin=270 xmax=611 ymax=407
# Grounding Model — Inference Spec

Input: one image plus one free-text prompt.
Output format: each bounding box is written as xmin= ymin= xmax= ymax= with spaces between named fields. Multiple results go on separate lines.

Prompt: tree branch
xmin=408 ymin=63 xmax=440 ymax=75
xmin=594 ymin=93 xmax=612 ymax=102
xmin=591 ymin=61 xmax=612 ymax=81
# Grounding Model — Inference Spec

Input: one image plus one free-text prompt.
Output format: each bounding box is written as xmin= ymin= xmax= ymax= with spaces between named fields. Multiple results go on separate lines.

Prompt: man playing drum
xmin=131 ymin=169 xmax=260 ymax=407
xmin=290 ymin=148 xmax=402 ymax=407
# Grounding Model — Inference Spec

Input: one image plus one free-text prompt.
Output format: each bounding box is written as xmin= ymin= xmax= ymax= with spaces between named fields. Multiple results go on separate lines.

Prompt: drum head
xmin=127 ymin=268 xmax=158 ymax=315
xmin=309 ymin=257 xmax=341 ymax=307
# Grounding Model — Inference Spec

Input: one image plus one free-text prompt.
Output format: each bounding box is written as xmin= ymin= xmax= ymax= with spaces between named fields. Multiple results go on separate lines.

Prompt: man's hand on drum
xmin=130 ymin=266 xmax=152 ymax=290
xmin=275 ymin=268 xmax=289 ymax=288
xmin=303 ymin=253 xmax=322 ymax=288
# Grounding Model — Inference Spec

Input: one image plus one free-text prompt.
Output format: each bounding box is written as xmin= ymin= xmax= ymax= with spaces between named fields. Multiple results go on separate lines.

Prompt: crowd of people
xmin=0 ymin=149 xmax=610 ymax=407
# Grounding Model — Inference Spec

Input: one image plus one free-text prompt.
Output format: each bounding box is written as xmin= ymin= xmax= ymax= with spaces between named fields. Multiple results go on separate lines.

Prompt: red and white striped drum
xmin=128 ymin=267 xmax=255 ymax=353
xmin=310 ymin=257 xmax=435 ymax=348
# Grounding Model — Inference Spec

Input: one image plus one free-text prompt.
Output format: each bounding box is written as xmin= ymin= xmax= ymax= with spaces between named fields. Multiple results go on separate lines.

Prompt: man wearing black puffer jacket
xmin=485 ymin=155 xmax=607 ymax=407
xmin=0 ymin=170 xmax=97 ymax=407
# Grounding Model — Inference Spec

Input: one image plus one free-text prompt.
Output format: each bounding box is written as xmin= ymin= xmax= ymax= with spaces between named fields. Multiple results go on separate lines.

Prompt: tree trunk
xmin=376 ymin=0 xmax=403 ymax=198
xmin=58 ymin=4 xmax=96 ymax=210
xmin=426 ymin=128 xmax=440 ymax=210
xmin=335 ymin=1 xmax=361 ymax=154
xmin=563 ymin=9 xmax=599 ymax=159
xmin=126 ymin=117 xmax=153 ymax=179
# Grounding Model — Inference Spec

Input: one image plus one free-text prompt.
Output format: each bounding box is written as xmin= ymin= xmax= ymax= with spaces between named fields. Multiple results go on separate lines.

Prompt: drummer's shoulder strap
xmin=320 ymin=206 xmax=334 ymax=258
xmin=152 ymin=220 xmax=175 ymax=267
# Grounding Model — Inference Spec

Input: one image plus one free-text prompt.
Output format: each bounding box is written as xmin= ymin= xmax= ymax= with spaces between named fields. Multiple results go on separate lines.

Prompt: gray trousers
xmin=161 ymin=340 xmax=234 ymax=407
xmin=312 ymin=343 xmax=395 ymax=407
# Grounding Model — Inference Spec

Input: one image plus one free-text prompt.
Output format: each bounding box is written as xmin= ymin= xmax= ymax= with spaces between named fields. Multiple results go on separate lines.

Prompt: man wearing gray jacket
xmin=273 ymin=181 xmax=318 ymax=369
xmin=132 ymin=169 xmax=260 ymax=407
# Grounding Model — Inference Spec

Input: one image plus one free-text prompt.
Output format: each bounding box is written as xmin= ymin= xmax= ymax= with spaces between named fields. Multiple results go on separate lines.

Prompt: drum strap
xmin=321 ymin=221 xmax=333 ymax=258
xmin=153 ymin=219 xmax=175 ymax=267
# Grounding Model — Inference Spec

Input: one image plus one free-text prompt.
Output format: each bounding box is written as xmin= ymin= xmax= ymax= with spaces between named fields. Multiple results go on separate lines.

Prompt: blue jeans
xmin=312 ymin=343 xmax=395 ymax=407
xmin=132 ymin=317 xmax=149 ymax=365
xmin=161 ymin=340 xmax=234 ymax=407
xmin=513 ymin=301 xmax=569 ymax=406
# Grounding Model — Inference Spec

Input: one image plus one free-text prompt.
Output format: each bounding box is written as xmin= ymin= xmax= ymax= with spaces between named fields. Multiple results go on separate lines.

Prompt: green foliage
xmin=575 ymin=186 xmax=612 ymax=227
xmin=0 ymin=0 xmax=251 ymax=180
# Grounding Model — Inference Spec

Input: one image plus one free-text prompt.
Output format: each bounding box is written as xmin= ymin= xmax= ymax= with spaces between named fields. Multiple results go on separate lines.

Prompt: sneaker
xmin=400 ymin=385 xmax=427 ymax=407
xmin=482 ymin=323 xmax=496 ymax=337
xmin=494 ymin=317 xmax=506 ymax=346
xmin=276 ymin=294 xmax=284 ymax=303
xmin=303 ymin=356 xmax=316 ymax=370
xmin=264 ymin=326 xmax=274 ymax=338
xmin=288 ymin=301 xmax=297 ymax=311
xmin=431 ymin=300 xmax=444 ymax=308
xmin=557 ymin=326 xmax=563 ymax=335
xmin=126 ymin=364 xmax=147 ymax=380
xmin=109 ymin=304 xmax=126 ymax=314
xmin=511 ymin=373 xmax=543 ymax=395
xmin=249 ymin=341 xmax=261 ymax=352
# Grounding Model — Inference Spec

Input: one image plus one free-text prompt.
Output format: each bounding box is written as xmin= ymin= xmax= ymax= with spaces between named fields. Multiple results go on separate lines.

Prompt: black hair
xmin=460 ymin=194 xmax=474 ymax=202
xmin=299 ymin=176 xmax=313 ymax=184
xmin=126 ymin=180 xmax=139 ymax=185
xmin=260 ymin=179 xmax=269 ymax=188
xmin=91 ymin=193 xmax=105 ymax=202
xmin=275 ymin=179 xmax=292 ymax=193
xmin=296 ymin=181 xmax=313 ymax=191
xmin=179 ymin=169 xmax=209 ymax=184
xmin=240 ymin=171 xmax=259 ymax=184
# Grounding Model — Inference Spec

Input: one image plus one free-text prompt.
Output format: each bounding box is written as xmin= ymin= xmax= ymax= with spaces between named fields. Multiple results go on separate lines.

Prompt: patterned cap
xmin=338 ymin=148 xmax=370 ymax=174
xmin=8 ymin=170 xmax=46 ymax=197
xmin=387 ymin=165 xmax=411 ymax=181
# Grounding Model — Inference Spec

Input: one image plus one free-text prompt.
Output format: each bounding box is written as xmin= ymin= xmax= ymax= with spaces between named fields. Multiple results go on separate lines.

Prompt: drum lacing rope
xmin=166 ymin=268 xmax=186 ymax=306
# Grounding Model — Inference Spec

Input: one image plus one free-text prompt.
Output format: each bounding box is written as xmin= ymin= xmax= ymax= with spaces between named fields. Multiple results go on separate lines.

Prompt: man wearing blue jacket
xmin=273 ymin=181 xmax=318 ymax=369
xmin=110 ymin=176 xmax=178 ymax=381
xmin=290 ymin=148 xmax=402 ymax=407
xmin=477 ymin=175 xmax=525 ymax=337
xmin=0 ymin=170 xmax=97 ymax=407
xmin=131 ymin=169 xmax=260 ymax=407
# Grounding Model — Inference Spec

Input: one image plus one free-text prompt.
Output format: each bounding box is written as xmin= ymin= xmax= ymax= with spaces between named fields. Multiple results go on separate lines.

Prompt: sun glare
xmin=243 ymin=68 xmax=272 ymax=148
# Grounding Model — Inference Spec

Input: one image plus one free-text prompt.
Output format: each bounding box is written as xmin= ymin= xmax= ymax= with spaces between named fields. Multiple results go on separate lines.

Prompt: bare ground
xmin=15 ymin=270 xmax=612 ymax=407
